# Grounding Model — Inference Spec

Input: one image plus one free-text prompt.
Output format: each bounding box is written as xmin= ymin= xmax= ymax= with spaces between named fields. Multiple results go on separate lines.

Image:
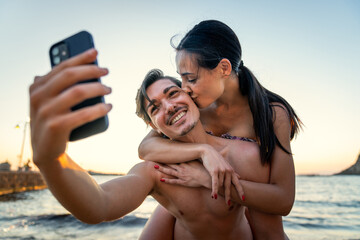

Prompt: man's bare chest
xmin=152 ymin=179 xmax=240 ymax=221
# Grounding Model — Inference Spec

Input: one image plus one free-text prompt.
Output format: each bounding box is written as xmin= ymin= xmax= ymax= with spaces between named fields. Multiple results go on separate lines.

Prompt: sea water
xmin=1 ymin=175 xmax=359 ymax=240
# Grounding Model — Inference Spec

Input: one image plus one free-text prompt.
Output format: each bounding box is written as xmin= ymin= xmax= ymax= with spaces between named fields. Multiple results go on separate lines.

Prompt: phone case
xmin=49 ymin=31 xmax=109 ymax=141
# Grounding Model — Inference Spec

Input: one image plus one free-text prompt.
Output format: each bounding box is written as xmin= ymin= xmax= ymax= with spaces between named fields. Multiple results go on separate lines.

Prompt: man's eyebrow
xmin=163 ymin=85 xmax=178 ymax=94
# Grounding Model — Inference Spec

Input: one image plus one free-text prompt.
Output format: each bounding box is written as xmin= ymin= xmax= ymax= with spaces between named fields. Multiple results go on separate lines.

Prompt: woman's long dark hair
xmin=173 ymin=20 xmax=302 ymax=165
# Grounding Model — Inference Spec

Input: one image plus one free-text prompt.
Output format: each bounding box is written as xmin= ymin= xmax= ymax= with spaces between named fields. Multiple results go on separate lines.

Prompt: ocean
xmin=1 ymin=175 xmax=359 ymax=240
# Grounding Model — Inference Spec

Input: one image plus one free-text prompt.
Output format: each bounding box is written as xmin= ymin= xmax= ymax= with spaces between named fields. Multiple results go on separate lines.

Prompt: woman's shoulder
xmin=270 ymin=102 xmax=288 ymax=112
xmin=270 ymin=102 xmax=290 ymax=122
xmin=270 ymin=102 xmax=292 ymax=139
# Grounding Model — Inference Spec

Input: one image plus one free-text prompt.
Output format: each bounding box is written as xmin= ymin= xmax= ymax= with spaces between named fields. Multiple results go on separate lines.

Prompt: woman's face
xmin=175 ymin=50 xmax=224 ymax=109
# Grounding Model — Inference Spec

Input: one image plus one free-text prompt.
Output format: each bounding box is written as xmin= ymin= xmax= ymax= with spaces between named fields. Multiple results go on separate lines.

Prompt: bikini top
xmin=206 ymin=131 xmax=256 ymax=143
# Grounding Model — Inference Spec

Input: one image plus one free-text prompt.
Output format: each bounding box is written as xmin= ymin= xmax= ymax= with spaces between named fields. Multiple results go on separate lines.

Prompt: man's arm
xmin=30 ymin=49 xmax=154 ymax=223
xmin=38 ymin=154 xmax=154 ymax=223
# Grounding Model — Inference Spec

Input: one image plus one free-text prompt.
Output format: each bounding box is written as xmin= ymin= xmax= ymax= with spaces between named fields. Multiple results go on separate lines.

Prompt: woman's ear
xmin=218 ymin=58 xmax=232 ymax=76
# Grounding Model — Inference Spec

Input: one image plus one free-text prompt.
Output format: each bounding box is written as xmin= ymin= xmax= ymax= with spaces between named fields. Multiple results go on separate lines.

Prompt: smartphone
xmin=49 ymin=31 xmax=109 ymax=141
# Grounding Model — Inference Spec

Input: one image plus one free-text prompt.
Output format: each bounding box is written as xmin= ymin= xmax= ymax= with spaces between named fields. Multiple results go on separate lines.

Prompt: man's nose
xmin=164 ymin=101 xmax=176 ymax=113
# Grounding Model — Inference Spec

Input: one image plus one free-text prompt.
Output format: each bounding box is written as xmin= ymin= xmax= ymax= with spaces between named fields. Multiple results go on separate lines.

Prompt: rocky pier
xmin=0 ymin=171 xmax=47 ymax=195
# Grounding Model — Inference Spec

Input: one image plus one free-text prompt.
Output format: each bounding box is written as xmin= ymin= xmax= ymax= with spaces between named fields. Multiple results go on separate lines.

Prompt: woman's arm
xmin=139 ymin=130 xmax=237 ymax=200
xmin=157 ymin=162 xmax=292 ymax=215
xmin=139 ymin=130 xmax=206 ymax=163
xmin=139 ymin=205 xmax=175 ymax=240
xmin=156 ymin=106 xmax=295 ymax=215
xmin=232 ymin=104 xmax=295 ymax=215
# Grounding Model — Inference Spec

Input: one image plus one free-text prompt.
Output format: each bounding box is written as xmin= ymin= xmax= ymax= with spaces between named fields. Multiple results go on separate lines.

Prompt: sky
xmin=0 ymin=0 xmax=359 ymax=175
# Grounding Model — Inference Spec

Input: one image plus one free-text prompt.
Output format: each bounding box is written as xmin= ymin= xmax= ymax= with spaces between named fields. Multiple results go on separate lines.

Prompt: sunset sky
xmin=0 ymin=0 xmax=359 ymax=175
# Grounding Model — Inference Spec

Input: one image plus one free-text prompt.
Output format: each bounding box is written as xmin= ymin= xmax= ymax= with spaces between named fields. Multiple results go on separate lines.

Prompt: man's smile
xmin=171 ymin=111 xmax=186 ymax=125
xmin=167 ymin=107 xmax=187 ymax=125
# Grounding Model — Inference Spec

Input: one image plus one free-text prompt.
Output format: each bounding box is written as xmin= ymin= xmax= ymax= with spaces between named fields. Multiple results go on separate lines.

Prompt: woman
xmin=138 ymin=20 xmax=302 ymax=239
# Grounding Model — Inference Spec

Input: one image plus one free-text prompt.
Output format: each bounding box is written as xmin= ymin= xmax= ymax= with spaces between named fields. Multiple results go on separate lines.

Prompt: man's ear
xmin=149 ymin=122 xmax=162 ymax=135
xmin=218 ymin=58 xmax=232 ymax=76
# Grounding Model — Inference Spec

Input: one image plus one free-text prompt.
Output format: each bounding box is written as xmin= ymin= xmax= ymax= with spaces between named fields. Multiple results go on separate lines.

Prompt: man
xmin=30 ymin=49 xmax=267 ymax=239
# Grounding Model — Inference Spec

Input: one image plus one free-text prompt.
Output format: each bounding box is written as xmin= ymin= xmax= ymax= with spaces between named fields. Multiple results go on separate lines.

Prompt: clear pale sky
xmin=0 ymin=0 xmax=359 ymax=175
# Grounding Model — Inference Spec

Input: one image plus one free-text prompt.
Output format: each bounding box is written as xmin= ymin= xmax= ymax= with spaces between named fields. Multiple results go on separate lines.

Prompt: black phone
xmin=49 ymin=31 xmax=109 ymax=141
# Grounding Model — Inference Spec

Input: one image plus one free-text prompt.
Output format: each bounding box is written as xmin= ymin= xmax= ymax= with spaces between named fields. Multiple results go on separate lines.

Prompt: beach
xmin=1 ymin=175 xmax=359 ymax=240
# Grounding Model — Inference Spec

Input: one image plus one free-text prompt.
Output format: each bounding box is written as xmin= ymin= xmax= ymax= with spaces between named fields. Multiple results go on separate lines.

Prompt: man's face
xmin=145 ymin=79 xmax=200 ymax=139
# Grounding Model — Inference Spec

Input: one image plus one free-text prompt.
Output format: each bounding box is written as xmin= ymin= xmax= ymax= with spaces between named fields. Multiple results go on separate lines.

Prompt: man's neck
xmin=175 ymin=121 xmax=211 ymax=144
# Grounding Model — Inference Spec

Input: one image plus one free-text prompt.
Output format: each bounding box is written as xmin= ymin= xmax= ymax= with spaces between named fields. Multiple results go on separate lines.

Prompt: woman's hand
xmin=200 ymin=145 xmax=241 ymax=204
xmin=156 ymin=161 xmax=211 ymax=188
xmin=156 ymin=158 xmax=244 ymax=206
xmin=30 ymin=49 xmax=112 ymax=167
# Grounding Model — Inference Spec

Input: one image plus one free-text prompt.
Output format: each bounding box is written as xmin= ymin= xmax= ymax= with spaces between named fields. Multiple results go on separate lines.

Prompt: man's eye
xmin=150 ymin=106 xmax=158 ymax=114
xmin=169 ymin=90 xmax=179 ymax=97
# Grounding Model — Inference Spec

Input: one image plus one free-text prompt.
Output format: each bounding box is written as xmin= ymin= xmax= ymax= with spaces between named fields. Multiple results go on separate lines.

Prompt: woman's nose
xmin=182 ymin=85 xmax=192 ymax=95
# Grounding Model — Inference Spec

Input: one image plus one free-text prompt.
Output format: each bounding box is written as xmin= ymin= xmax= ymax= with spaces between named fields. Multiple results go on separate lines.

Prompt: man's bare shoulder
xmin=127 ymin=161 xmax=158 ymax=177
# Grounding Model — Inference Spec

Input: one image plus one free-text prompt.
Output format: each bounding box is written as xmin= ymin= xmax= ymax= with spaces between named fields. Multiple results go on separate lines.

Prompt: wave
xmin=1 ymin=213 xmax=148 ymax=228
xmin=284 ymin=218 xmax=360 ymax=231
xmin=295 ymin=199 xmax=360 ymax=208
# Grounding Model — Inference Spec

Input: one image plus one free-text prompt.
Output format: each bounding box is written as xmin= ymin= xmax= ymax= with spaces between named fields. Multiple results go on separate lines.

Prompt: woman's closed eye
xmin=188 ymin=78 xmax=197 ymax=84
xmin=180 ymin=75 xmax=197 ymax=84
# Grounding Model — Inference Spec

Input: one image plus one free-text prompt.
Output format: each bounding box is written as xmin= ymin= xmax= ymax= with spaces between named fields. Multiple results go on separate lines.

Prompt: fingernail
xmin=87 ymin=48 xmax=96 ymax=54
xmin=214 ymin=194 xmax=218 ymax=200
xmin=104 ymin=86 xmax=112 ymax=93
xmin=154 ymin=165 xmax=159 ymax=169
xmin=100 ymin=68 xmax=109 ymax=74
xmin=228 ymin=200 xmax=231 ymax=206
xmin=242 ymin=195 xmax=245 ymax=201
xmin=106 ymin=103 xmax=113 ymax=111
xmin=160 ymin=178 xmax=165 ymax=182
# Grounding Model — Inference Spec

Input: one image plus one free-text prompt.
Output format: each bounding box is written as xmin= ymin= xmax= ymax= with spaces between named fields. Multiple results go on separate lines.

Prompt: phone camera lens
xmin=52 ymin=47 xmax=59 ymax=56
xmin=53 ymin=56 xmax=60 ymax=65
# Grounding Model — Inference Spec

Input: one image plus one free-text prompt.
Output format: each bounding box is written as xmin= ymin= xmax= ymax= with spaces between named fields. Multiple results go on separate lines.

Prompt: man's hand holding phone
xmin=49 ymin=31 xmax=109 ymax=141
xmin=30 ymin=49 xmax=112 ymax=167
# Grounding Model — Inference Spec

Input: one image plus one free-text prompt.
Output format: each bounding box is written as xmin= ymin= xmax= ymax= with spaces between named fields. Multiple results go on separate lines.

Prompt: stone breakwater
xmin=0 ymin=171 xmax=47 ymax=195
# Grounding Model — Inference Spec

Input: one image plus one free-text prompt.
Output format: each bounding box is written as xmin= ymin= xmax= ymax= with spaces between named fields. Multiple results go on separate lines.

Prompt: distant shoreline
xmin=88 ymin=170 xmax=125 ymax=176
